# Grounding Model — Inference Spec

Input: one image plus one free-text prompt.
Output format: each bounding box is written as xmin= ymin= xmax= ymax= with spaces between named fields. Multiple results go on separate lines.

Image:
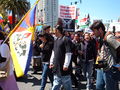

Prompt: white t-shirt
xmin=0 ymin=43 xmax=14 ymax=76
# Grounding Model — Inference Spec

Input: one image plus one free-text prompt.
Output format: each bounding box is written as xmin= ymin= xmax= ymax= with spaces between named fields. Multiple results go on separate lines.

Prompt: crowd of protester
xmin=32 ymin=20 xmax=120 ymax=90
xmin=0 ymin=20 xmax=119 ymax=90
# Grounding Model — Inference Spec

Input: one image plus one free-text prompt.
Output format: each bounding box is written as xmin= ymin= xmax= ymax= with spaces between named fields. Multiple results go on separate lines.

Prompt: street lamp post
xmin=71 ymin=0 xmax=82 ymax=5
xmin=70 ymin=0 xmax=81 ymax=32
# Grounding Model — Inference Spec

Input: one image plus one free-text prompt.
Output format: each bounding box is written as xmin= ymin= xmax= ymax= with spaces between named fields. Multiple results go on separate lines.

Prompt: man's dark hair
xmin=43 ymin=25 xmax=50 ymax=30
xmin=43 ymin=33 xmax=50 ymax=41
xmin=55 ymin=25 xmax=63 ymax=34
xmin=90 ymin=21 xmax=105 ymax=32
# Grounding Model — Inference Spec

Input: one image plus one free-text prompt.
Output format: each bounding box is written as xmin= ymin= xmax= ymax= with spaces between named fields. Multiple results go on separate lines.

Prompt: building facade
xmin=36 ymin=0 xmax=58 ymax=28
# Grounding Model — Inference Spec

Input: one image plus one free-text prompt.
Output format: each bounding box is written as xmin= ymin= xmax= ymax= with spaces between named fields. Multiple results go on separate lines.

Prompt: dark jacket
xmin=41 ymin=41 xmax=53 ymax=62
xmin=85 ymin=40 xmax=96 ymax=62
xmin=33 ymin=39 xmax=42 ymax=56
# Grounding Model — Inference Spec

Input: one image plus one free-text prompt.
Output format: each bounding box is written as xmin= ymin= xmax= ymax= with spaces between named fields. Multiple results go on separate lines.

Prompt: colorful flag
xmin=80 ymin=14 xmax=90 ymax=29
xmin=9 ymin=1 xmax=38 ymax=77
xmin=0 ymin=14 xmax=3 ymax=19
xmin=0 ymin=14 xmax=4 ymax=23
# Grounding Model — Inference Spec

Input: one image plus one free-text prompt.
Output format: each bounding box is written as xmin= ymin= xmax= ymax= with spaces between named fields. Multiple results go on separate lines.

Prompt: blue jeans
xmin=82 ymin=61 xmax=94 ymax=89
xmin=40 ymin=63 xmax=53 ymax=90
xmin=52 ymin=75 xmax=72 ymax=90
xmin=96 ymin=69 xmax=118 ymax=90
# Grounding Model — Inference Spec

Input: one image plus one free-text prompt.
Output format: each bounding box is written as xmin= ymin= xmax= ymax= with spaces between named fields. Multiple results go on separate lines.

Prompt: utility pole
xmin=70 ymin=0 xmax=82 ymax=32
xmin=51 ymin=0 xmax=53 ymax=31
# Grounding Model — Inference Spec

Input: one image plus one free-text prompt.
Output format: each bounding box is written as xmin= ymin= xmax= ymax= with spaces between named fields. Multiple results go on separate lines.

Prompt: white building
xmin=36 ymin=0 xmax=58 ymax=28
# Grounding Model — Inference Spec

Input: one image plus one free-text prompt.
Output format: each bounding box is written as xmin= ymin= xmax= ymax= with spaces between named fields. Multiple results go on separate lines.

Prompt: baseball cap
xmin=42 ymin=25 xmax=51 ymax=30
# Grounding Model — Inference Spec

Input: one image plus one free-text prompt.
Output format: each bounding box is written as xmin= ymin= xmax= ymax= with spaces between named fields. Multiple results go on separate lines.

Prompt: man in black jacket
xmin=39 ymin=34 xmax=53 ymax=90
xmin=82 ymin=32 xmax=96 ymax=90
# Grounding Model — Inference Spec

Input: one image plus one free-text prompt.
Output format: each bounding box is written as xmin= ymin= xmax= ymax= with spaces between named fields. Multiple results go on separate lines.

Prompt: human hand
xmin=63 ymin=67 xmax=68 ymax=71
xmin=78 ymin=50 xmax=83 ymax=55
xmin=117 ymin=67 xmax=120 ymax=71
xmin=49 ymin=64 xmax=54 ymax=69
xmin=40 ymin=43 xmax=44 ymax=48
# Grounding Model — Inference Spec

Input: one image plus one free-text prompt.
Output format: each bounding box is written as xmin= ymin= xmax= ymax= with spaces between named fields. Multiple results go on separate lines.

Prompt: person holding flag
xmin=4 ymin=0 xmax=40 ymax=78
xmin=0 ymin=31 xmax=18 ymax=90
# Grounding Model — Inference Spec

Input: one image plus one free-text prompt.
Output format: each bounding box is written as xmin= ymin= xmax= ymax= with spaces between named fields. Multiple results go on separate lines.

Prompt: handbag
xmin=0 ymin=60 xmax=10 ymax=81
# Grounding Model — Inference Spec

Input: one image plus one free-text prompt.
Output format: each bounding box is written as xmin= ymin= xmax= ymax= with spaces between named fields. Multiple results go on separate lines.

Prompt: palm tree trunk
xmin=12 ymin=10 xmax=15 ymax=29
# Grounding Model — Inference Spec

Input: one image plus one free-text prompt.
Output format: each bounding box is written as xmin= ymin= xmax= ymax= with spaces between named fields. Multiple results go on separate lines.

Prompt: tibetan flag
xmin=9 ymin=2 xmax=38 ymax=77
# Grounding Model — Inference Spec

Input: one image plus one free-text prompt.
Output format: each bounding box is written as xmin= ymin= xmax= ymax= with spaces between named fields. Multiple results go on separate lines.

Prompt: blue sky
xmin=30 ymin=0 xmax=120 ymax=23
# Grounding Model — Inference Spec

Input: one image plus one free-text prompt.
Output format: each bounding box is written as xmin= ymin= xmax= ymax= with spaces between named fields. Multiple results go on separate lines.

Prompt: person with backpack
xmin=90 ymin=21 xmax=120 ymax=90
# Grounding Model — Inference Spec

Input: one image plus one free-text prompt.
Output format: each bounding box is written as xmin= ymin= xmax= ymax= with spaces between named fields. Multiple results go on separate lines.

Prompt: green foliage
xmin=0 ymin=0 xmax=30 ymax=26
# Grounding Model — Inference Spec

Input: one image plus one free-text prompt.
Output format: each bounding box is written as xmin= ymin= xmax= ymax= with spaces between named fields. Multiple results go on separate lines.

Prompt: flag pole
xmin=3 ymin=0 xmax=40 ymax=43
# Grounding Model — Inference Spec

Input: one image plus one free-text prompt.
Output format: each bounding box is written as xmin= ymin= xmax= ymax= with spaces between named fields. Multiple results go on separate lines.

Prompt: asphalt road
xmin=17 ymin=67 xmax=87 ymax=90
xmin=17 ymin=66 xmax=120 ymax=90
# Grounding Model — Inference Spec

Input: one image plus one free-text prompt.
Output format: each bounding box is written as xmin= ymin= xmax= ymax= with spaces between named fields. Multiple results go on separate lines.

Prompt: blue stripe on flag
xmin=20 ymin=20 xmax=29 ymax=28
xmin=30 ymin=6 xmax=36 ymax=26
xmin=24 ymin=42 xmax=33 ymax=75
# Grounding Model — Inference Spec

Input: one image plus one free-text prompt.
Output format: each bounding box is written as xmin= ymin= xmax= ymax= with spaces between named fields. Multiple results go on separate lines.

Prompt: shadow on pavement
xmin=16 ymin=74 xmax=41 ymax=86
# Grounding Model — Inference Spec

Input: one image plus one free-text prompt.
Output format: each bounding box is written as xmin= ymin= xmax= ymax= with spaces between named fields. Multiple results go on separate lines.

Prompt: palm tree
xmin=0 ymin=6 xmax=7 ymax=21
xmin=0 ymin=0 xmax=30 ymax=28
xmin=16 ymin=0 xmax=30 ymax=20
